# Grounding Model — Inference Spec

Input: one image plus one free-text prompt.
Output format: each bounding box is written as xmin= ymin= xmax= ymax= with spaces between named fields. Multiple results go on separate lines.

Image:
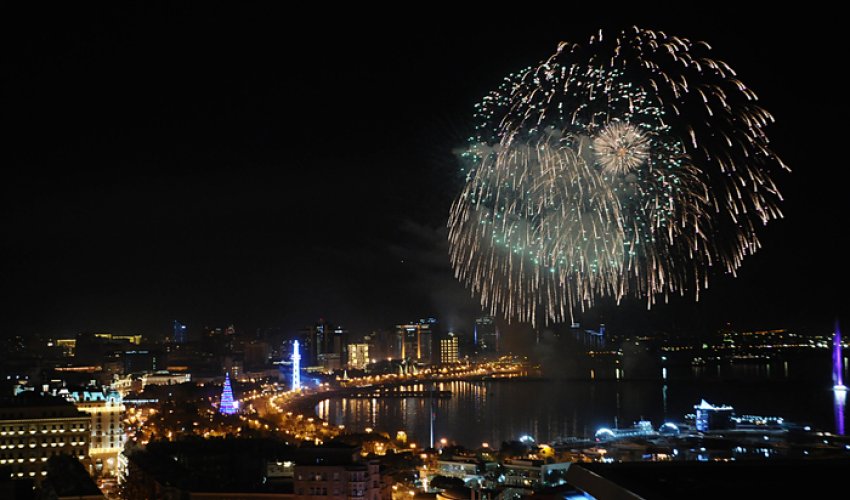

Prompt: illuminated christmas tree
xmin=219 ymin=372 xmax=237 ymax=415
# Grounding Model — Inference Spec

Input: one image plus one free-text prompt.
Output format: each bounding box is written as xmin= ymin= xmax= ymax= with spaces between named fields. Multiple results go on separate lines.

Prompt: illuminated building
xmin=436 ymin=458 xmax=480 ymax=480
xmin=329 ymin=326 xmax=350 ymax=365
xmin=68 ymin=389 xmax=125 ymax=477
xmin=303 ymin=319 xmax=349 ymax=367
xmin=292 ymin=341 xmax=302 ymax=391
xmin=219 ymin=373 xmax=238 ymax=415
xmin=395 ymin=318 xmax=436 ymax=362
xmin=501 ymin=459 xmax=570 ymax=489
xmin=141 ymin=371 xmax=191 ymax=387
xmin=303 ymin=321 xmax=325 ymax=367
xmin=93 ymin=332 xmax=142 ymax=345
xmin=55 ymin=338 xmax=76 ymax=357
xmin=834 ymin=323 xmax=845 ymax=390
xmin=173 ymin=320 xmax=188 ymax=344
xmin=347 ymin=343 xmax=370 ymax=370
xmin=594 ymin=421 xmax=656 ymax=441
xmin=440 ymin=333 xmax=459 ymax=364
xmin=0 ymin=394 xmax=90 ymax=482
xmin=474 ymin=316 xmax=498 ymax=353
xmin=694 ymin=399 xmax=734 ymax=432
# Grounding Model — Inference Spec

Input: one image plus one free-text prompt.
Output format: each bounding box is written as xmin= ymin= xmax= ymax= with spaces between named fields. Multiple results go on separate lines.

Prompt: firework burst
xmin=448 ymin=27 xmax=787 ymax=325
xmin=593 ymin=122 xmax=651 ymax=175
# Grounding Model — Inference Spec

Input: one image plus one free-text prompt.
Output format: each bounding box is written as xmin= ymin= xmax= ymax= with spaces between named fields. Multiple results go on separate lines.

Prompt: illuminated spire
xmin=219 ymin=372 xmax=237 ymax=415
xmin=292 ymin=340 xmax=301 ymax=391
xmin=835 ymin=322 xmax=846 ymax=390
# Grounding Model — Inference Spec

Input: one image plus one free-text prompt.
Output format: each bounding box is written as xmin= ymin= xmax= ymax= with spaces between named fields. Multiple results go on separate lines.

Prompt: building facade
xmin=69 ymin=389 xmax=125 ymax=477
xmin=347 ymin=344 xmax=370 ymax=370
xmin=0 ymin=395 xmax=91 ymax=482
xmin=440 ymin=334 xmax=459 ymax=364
xmin=303 ymin=320 xmax=349 ymax=369
xmin=294 ymin=460 xmax=386 ymax=500
xmin=395 ymin=318 xmax=436 ymax=363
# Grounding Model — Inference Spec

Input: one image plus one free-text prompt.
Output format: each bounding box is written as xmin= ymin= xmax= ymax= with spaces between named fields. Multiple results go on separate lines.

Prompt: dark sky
xmin=3 ymin=6 xmax=846 ymax=339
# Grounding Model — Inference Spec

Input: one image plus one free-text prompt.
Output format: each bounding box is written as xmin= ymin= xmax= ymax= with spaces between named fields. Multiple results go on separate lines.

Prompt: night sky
xmin=4 ymin=6 xmax=846 ymax=340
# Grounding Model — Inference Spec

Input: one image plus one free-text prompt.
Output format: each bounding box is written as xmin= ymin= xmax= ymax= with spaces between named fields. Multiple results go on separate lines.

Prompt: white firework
xmin=592 ymin=122 xmax=651 ymax=176
xmin=449 ymin=27 xmax=787 ymax=326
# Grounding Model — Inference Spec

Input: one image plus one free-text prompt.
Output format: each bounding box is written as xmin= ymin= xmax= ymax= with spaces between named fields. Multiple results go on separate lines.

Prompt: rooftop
xmin=567 ymin=460 xmax=850 ymax=500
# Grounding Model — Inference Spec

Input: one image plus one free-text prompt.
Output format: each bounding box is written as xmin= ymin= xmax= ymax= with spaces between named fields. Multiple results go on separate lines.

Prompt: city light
xmin=3 ymin=17 xmax=842 ymax=500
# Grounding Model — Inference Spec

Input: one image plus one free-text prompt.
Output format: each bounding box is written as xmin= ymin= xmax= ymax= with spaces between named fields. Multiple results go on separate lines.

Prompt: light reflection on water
xmin=835 ymin=388 xmax=846 ymax=436
xmin=317 ymin=357 xmax=846 ymax=447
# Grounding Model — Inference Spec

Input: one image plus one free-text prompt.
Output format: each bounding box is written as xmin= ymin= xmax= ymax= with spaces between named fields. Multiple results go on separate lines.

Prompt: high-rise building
xmin=395 ymin=318 xmax=436 ymax=363
xmin=0 ymin=394 xmax=91 ymax=482
xmin=347 ymin=344 xmax=370 ymax=370
xmin=68 ymin=389 xmax=125 ymax=477
xmin=440 ymin=334 xmax=459 ymax=364
xmin=302 ymin=319 xmax=349 ymax=369
xmin=474 ymin=316 xmax=499 ymax=353
xmin=173 ymin=320 xmax=188 ymax=344
xmin=306 ymin=320 xmax=327 ymax=367
xmin=363 ymin=330 xmax=394 ymax=361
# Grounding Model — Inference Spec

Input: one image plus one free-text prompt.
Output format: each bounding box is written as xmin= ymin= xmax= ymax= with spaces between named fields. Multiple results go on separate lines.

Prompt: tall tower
xmin=834 ymin=323 xmax=846 ymax=390
xmin=292 ymin=340 xmax=302 ymax=391
xmin=219 ymin=372 xmax=237 ymax=415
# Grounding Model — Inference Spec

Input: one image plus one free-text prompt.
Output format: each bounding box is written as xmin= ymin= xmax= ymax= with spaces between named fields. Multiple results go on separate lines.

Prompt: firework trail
xmin=448 ymin=27 xmax=787 ymax=325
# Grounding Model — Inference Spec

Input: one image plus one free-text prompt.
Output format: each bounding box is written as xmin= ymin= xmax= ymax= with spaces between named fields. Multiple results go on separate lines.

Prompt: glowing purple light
xmin=219 ymin=372 xmax=237 ymax=415
xmin=835 ymin=323 xmax=845 ymax=390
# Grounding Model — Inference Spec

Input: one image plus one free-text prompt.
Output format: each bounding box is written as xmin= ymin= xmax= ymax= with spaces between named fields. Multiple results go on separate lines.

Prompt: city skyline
xmin=5 ymin=7 xmax=846 ymax=341
xmin=4 ymin=9 xmax=849 ymax=499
